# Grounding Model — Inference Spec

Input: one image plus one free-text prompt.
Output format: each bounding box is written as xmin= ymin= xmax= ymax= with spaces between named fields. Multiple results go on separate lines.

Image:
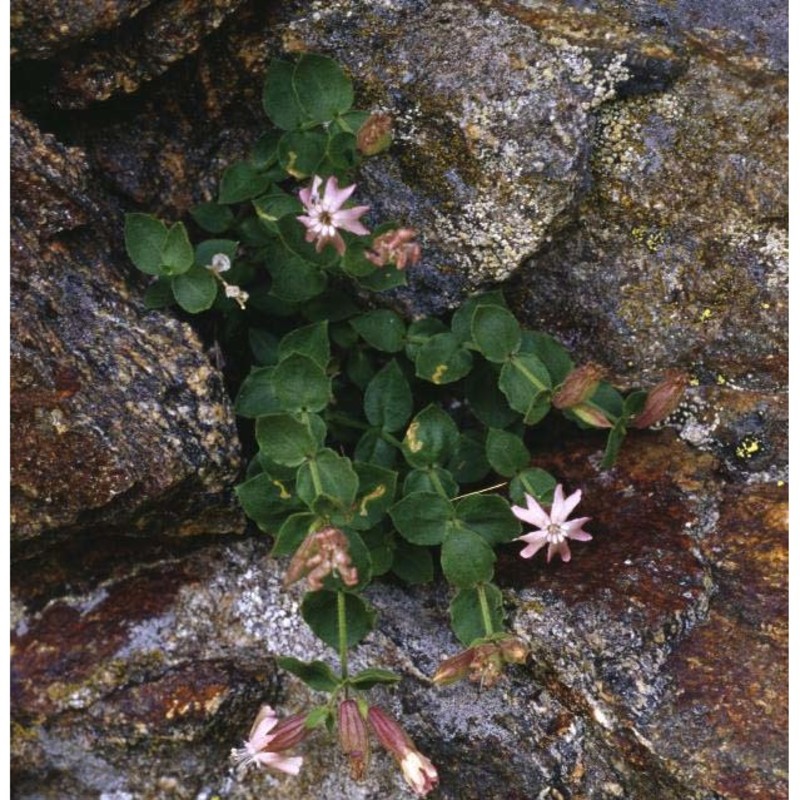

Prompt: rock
xmin=10 ymin=109 xmax=243 ymax=545
xmin=11 ymin=434 xmax=786 ymax=799
xmin=13 ymin=0 xmax=250 ymax=108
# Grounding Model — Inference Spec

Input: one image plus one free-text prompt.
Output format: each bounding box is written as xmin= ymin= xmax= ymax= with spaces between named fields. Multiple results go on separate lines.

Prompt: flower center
xmin=546 ymin=522 xmax=565 ymax=542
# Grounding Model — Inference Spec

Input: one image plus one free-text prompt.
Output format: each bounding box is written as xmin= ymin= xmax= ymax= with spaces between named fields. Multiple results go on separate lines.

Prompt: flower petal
xmin=248 ymin=705 xmax=279 ymax=750
xmin=322 ymin=176 xmax=356 ymax=211
xmin=511 ymin=494 xmax=550 ymax=529
xmin=552 ymin=485 xmax=582 ymax=524
xmin=333 ymin=206 xmax=371 ymax=235
xmin=517 ymin=532 xmax=548 ymax=559
xmin=254 ymin=751 xmax=304 ymax=776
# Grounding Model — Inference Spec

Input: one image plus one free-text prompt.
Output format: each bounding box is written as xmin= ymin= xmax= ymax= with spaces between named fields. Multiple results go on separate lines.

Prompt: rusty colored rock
xmin=10 ymin=110 xmax=243 ymax=545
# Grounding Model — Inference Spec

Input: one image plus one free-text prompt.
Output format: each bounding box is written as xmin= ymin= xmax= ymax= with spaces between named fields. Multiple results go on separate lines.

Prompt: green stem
xmin=337 ymin=590 xmax=349 ymax=684
xmin=477 ymin=583 xmax=495 ymax=637
xmin=428 ymin=468 xmax=449 ymax=499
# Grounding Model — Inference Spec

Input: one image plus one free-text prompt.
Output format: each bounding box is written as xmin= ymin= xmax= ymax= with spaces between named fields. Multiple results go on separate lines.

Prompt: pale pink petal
xmin=299 ymin=176 xmax=323 ymax=209
xmin=548 ymin=541 xmax=571 ymax=562
xmin=248 ymin=705 xmax=279 ymax=750
xmin=253 ymin=751 xmax=304 ymax=776
xmin=322 ymin=176 xmax=356 ymax=211
xmin=566 ymin=529 xmax=592 ymax=542
xmin=511 ymin=495 xmax=550 ymax=529
xmin=563 ymin=517 xmax=592 ymax=539
xmin=331 ymin=231 xmax=346 ymax=255
xmin=518 ymin=531 xmax=548 ymax=559
xmin=551 ymin=486 xmax=582 ymax=524
xmin=297 ymin=214 xmax=316 ymax=230
xmin=333 ymin=206 xmax=371 ymax=235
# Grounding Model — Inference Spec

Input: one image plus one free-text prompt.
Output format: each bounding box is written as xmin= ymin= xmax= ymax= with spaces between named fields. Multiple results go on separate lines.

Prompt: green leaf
xmin=195 ymin=238 xmax=238 ymax=271
xmin=341 ymin=240 xmax=381 ymax=278
xmin=125 ymin=213 xmax=168 ymax=275
xmin=350 ymin=463 xmax=398 ymax=530
xmin=447 ymin=431 xmax=491 ymax=484
xmin=414 ymin=333 xmax=474 ymax=385
xmin=250 ymin=130 xmax=282 ymax=169
xmin=356 ymin=262 xmax=408 ymax=292
xmin=464 ymin=361 xmax=519 ymax=428
xmin=355 ymin=430 xmax=398 ymax=468
xmin=235 ymin=366 xmax=282 ymax=417
xmin=404 ymin=318 xmax=449 ymax=360
xmin=592 ymin=382 xmax=625 ymax=420
xmin=389 ymin=491 xmax=453 ymax=545
xmin=364 ymin=360 xmax=413 ymax=433
xmin=485 ymin=429 xmax=530 ymax=477
xmin=499 ymin=354 xmax=552 ymax=424
xmin=293 ymin=54 xmax=354 ymax=124
xmin=391 ymin=539 xmax=434 ymax=585
xmin=249 ymin=328 xmax=280 ymax=365
xmin=451 ymin=291 xmax=507 ymax=342
xmin=325 ymin=131 xmax=359 ymax=170
xmin=623 ymin=390 xmax=648 ymax=418
xmin=602 ymin=421 xmax=627 ymax=468
xmin=351 ymin=310 xmax=406 ymax=353
xmin=278 ymin=321 xmax=330 ymax=367
xmin=277 ymin=656 xmax=341 ymax=692
xmin=333 ymin=110 xmax=371 ymax=134
xmin=253 ymin=184 xmax=303 ymax=225
xmin=449 ymin=584 xmax=505 ymax=646
xmin=402 ymin=467 xmax=458 ymax=498
xmin=509 ymin=467 xmax=557 ymax=506
xmin=190 ymin=202 xmax=235 ymax=234
xmin=301 ymin=590 xmax=375 ymax=650
xmin=453 ymin=494 xmax=521 ymax=546
xmin=471 ymin=305 xmax=522 ymax=363
xmin=402 ymin=405 xmax=459 ymax=469
xmin=441 ymin=527 xmax=495 ymax=588
xmin=268 ymin=253 xmax=328 ymax=302
xmin=278 ymin=130 xmax=328 ymax=178
xmin=263 ymin=55 xmax=354 ymax=130
xmin=520 ymin=332 xmax=574 ymax=384
xmin=296 ymin=449 xmax=358 ymax=511
xmin=348 ymin=668 xmax=401 ymax=690
xmin=235 ymin=472 xmax=298 ymax=532
xmin=273 ymin=353 xmax=331 ymax=412
xmin=172 ymin=265 xmax=218 ymax=313
xmin=219 ymin=161 xmax=271 ymax=204
xmin=256 ymin=413 xmax=325 ymax=467
xmin=142 ymin=279 xmax=174 ymax=309
xmin=271 ymin=512 xmax=316 ymax=556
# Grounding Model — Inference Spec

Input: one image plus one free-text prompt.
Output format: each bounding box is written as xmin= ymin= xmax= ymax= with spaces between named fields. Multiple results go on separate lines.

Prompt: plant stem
xmin=337 ymin=590 xmax=349 ymax=684
xmin=453 ymin=481 xmax=508 ymax=501
xmin=477 ymin=583 xmax=495 ymax=637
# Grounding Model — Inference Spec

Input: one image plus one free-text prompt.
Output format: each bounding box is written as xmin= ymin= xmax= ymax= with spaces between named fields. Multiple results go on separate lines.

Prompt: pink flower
xmin=230 ymin=705 xmax=307 ymax=777
xmin=365 ymin=228 xmax=421 ymax=270
xmin=297 ymin=175 xmax=370 ymax=255
xmin=367 ymin=707 xmax=438 ymax=797
xmin=511 ymin=484 xmax=592 ymax=563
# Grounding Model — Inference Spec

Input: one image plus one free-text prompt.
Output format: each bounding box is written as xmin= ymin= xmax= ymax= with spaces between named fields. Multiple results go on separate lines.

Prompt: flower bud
xmin=367 ymin=707 xmax=438 ymax=797
xmin=267 ymin=712 xmax=311 ymax=751
xmin=569 ymin=403 xmax=615 ymax=429
xmin=357 ymin=113 xmax=393 ymax=155
xmin=432 ymin=647 xmax=476 ymax=687
xmin=338 ymin=699 xmax=370 ymax=781
xmin=552 ymin=364 xmax=605 ymax=409
xmin=366 ymin=228 xmax=421 ymax=270
xmin=631 ymin=370 xmax=688 ymax=428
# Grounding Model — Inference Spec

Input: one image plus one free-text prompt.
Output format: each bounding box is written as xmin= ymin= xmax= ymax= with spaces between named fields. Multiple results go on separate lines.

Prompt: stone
xmin=10 ymin=109 xmax=243 ymax=545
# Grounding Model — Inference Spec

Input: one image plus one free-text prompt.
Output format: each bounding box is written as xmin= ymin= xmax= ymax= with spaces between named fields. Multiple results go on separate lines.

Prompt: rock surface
xmin=9 ymin=0 xmax=786 ymax=798
xmin=10 ymin=109 xmax=243 ymax=545
xmin=10 ymin=434 xmax=787 ymax=799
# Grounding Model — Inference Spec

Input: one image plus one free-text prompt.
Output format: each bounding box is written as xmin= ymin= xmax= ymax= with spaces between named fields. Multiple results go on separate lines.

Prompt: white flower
xmin=207 ymin=253 xmax=231 ymax=273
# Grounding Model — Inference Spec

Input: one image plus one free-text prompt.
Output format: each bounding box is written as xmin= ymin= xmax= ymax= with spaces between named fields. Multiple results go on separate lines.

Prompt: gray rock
xmin=10 ymin=110 xmax=243 ymax=545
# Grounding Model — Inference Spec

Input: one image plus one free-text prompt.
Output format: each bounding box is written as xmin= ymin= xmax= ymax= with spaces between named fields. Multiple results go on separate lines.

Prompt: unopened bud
xmin=357 ymin=113 xmax=393 ymax=156
xmin=267 ymin=713 xmax=311 ymax=751
xmin=338 ymin=700 xmax=370 ymax=781
xmin=631 ymin=370 xmax=688 ymax=428
xmin=432 ymin=647 xmax=476 ymax=687
xmin=552 ymin=364 xmax=605 ymax=409
xmin=570 ymin=403 xmax=615 ymax=429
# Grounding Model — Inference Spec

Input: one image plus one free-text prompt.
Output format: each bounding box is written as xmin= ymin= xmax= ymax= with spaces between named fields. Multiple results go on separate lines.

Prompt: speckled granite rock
xmin=10 ymin=109 xmax=243 ymax=545
xmin=11 ymin=434 xmax=786 ymax=799
xmin=11 ymin=0 xmax=154 ymax=60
